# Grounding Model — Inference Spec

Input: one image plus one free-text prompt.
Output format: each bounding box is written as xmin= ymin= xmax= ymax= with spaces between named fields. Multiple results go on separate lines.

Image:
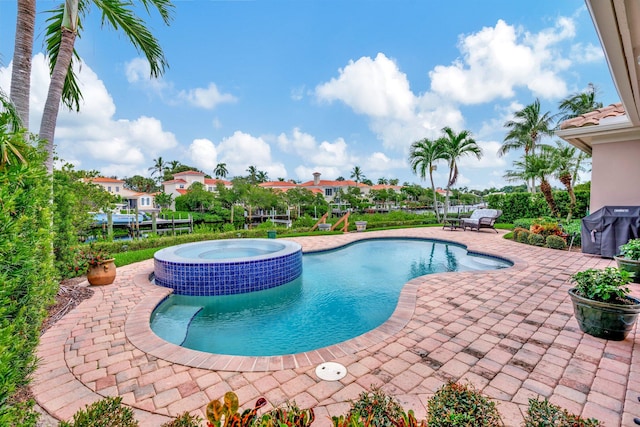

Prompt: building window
xmin=325 ymin=188 xmax=333 ymax=197
xmin=179 ymin=184 xmax=184 ymax=189
xmin=107 ymin=186 xmax=111 ymax=192
xmin=115 ymin=186 xmax=120 ymax=192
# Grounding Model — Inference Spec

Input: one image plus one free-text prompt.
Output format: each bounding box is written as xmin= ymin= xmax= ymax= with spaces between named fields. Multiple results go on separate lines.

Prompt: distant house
xmin=299 ymin=172 xmax=371 ymax=202
xmin=556 ymin=1 xmax=640 ymax=211
xmin=162 ymin=171 xmax=232 ymax=198
xmin=258 ymin=181 xmax=299 ymax=192
xmin=88 ymin=177 xmax=157 ymax=212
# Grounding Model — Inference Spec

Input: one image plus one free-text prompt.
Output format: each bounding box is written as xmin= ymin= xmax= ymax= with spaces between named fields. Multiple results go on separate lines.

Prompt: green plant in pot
xmin=568 ymin=267 xmax=640 ymax=340
xmin=615 ymin=238 xmax=640 ymax=283
xmin=80 ymin=244 xmax=116 ymax=286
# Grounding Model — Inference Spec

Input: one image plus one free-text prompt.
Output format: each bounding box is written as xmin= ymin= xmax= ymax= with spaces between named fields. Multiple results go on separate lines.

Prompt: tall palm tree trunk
xmin=40 ymin=27 xmax=76 ymax=173
xmin=10 ymin=0 xmax=36 ymax=128
xmin=429 ymin=169 xmax=440 ymax=223
xmin=540 ymin=180 xmax=558 ymax=217
xmin=559 ymin=173 xmax=576 ymax=221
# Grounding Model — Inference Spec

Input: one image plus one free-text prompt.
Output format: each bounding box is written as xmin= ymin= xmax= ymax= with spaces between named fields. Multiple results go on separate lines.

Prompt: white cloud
xmin=290 ymin=85 xmax=305 ymax=101
xmin=217 ymin=131 xmax=287 ymax=179
xmin=0 ymin=54 xmax=178 ymax=177
xmin=570 ymin=43 xmax=604 ymax=63
xmin=178 ymin=83 xmax=237 ymax=109
xmin=277 ymin=127 xmax=317 ymax=155
xmin=316 ymin=53 xmax=416 ymax=120
xmin=458 ymin=140 xmax=506 ymax=169
xmin=430 ymin=18 xmax=571 ymax=104
xmin=188 ymin=138 xmax=219 ymax=173
xmin=124 ymin=57 xmax=169 ymax=93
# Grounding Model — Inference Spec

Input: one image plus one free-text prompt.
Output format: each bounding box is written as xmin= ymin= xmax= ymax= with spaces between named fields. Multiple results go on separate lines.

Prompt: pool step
xmin=153 ymin=304 xmax=203 ymax=345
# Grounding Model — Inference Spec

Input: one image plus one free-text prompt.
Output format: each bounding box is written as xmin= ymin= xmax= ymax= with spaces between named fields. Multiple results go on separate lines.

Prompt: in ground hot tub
xmin=154 ymin=238 xmax=302 ymax=296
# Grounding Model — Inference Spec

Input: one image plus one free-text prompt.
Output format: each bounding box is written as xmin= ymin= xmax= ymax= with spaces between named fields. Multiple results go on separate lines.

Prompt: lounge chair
xmin=461 ymin=209 xmax=502 ymax=233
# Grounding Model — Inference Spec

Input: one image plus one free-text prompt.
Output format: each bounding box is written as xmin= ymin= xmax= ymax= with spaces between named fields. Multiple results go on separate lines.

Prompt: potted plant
xmin=81 ymin=245 xmax=117 ymax=286
xmin=615 ymin=238 xmax=640 ymax=283
xmin=568 ymin=266 xmax=640 ymax=340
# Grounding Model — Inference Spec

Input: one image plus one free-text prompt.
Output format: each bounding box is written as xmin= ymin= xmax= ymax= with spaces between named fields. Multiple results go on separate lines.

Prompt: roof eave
xmin=586 ymin=0 xmax=640 ymax=124
xmin=556 ymin=119 xmax=640 ymax=154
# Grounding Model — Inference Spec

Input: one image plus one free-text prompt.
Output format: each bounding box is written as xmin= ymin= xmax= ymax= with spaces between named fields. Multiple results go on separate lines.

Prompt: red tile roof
xmin=204 ymin=178 xmax=232 ymax=186
xmin=162 ymin=179 xmax=187 ymax=184
xmin=89 ymin=177 xmax=124 ymax=183
xmin=259 ymin=181 xmax=298 ymax=188
xmin=300 ymin=179 xmax=369 ymax=188
xmin=559 ymin=103 xmax=626 ymax=130
xmin=172 ymin=170 xmax=205 ymax=176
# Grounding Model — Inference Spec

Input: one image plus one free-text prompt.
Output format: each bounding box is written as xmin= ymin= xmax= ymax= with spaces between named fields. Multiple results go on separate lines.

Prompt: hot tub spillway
xmin=153 ymin=238 xmax=303 ymax=296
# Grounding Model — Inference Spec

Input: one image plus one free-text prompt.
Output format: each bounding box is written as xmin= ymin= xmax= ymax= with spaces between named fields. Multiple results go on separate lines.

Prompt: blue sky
xmin=0 ymin=1 xmax=619 ymax=190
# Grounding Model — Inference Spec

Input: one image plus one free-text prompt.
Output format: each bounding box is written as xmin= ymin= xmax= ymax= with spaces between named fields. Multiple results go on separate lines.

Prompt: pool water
xmin=150 ymin=238 xmax=510 ymax=356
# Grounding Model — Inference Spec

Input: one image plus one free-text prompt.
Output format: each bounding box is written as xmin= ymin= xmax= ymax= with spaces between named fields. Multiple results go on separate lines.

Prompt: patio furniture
xmin=461 ymin=209 xmax=502 ymax=233
xmin=442 ymin=218 xmax=462 ymax=231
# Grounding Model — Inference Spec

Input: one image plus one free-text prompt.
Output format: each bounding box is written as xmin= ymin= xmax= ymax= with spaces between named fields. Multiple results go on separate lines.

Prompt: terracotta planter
xmin=614 ymin=256 xmax=640 ymax=283
xmin=87 ymin=259 xmax=116 ymax=286
xmin=568 ymin=288 xmax=640 ymax=340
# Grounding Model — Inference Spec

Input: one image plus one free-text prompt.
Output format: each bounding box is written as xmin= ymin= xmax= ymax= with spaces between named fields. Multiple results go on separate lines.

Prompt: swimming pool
xmin=150 ymin=238 xmax=511 ymax=356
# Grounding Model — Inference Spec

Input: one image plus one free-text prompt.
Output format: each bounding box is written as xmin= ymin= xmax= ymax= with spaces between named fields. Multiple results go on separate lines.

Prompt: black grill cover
xmin=581 ymin=206 xmax=640 ymax=258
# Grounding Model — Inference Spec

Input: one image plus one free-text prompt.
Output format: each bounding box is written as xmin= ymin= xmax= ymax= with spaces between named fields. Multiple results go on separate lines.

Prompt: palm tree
xmin=256 ymin=170 xmax=269 ymax=183
xmin=557 ymin=83 xmax=603 ymax=123
xmin=504 ymin=153 xmax=558 ymax=217
xmin=499 ymin=99 xmax=555 ymax=192
xmin=214 ymin=162 xmax=228 ymax=179
xmin=439 ymin=127 xmax=482 ymax=216
xmin=11 ymin=0 xmax=174 ymax=173
xmin=557 ymin=84 xmax=601 ymax=188
xmin=377 ymin=177 xmax=388 ymax=185
xmin=546 ymin=142 xmax=582 ymax=221
xmin=409 ymin=137 xmax=446 ymax=222
xmin=500 ymin=99 xmax=555 ymax=156
xmin=9 ymin=0 xmax=36 ymax=129
xmin=350 ymin=166 xmax=365 ymax=186
xmin=246 ymin=165 xmax=258 ymax=184
xmin=168 ymin=160 xmax=182 ymax=171
xmin=148 ymin=157 xmax=166 ymax=181
xmin=0 ymin=94 xmax=28 ymax=168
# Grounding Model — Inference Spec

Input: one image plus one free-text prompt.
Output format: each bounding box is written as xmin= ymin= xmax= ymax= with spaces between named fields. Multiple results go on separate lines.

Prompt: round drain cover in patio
xmin=315 ymin=362 xmax=347 ymax=381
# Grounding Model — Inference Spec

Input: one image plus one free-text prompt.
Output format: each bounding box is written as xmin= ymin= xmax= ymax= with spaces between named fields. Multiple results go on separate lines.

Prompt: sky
xmin=0 ymin=0 xmax=620 ymax=190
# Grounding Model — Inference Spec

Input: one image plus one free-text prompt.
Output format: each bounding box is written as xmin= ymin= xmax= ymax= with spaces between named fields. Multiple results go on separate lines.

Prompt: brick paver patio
xmin=33 ymin=228 xmax=640 ymax=426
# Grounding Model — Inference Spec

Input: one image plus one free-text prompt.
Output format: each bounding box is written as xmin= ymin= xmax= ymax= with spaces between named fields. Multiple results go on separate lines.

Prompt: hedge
xmin=0 ymin=142 xmax=58 ymax=425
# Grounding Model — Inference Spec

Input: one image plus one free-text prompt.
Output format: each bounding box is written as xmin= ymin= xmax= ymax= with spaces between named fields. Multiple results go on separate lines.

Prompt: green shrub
xmin=487 ymin=191 xmax=590 ymax=223
xmin=561 ymin=220 xmax=582 ymax=247
xmin=546 ymin=235 xmax=567 ymax=250
xmin=58 ymin=397 xmax=138 ymax=427
xmin=528 ymin=233 xmax=546 ymax=247
xmin=513 ymin=218 xmax=536 ymax=230
xmin=517 ymin=230 xmax=530 ymax=244
xmin=161 ymin=412 xmax=202 ymax=427
xmin=570 ymin=267 xmax=631 ymax=303
xmin=524 ymin=398 xmax=601 ymax=426
xmin=512 ymin=227 xmax=528 ymax=241
xmin=254 ymin=401 xmax=314 ymax=427
xmin=0 ymin=139 xmax=58 ymax=425
xmin=344 ymin=387 xmax=403 ymax=427
xmin=426 ymin=382 xmax=502 ymax=427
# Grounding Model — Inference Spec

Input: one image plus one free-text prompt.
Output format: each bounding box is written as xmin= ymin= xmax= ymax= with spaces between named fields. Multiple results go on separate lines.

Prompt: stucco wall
xmin=591 ymin=139 xmax=640 ymax=211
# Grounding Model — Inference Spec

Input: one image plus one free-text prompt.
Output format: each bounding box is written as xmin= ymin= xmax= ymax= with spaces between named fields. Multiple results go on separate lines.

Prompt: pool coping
xmin=126 ymin=234 xmax=526 ymax=372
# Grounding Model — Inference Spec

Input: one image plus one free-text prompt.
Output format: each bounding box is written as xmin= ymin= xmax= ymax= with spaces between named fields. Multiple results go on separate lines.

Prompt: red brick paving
xmin=33 ymin=228 xmax=640 ymax=426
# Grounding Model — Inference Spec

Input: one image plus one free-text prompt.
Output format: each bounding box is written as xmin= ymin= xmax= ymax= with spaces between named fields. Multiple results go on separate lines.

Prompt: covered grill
xmin=581 ymin=206 xmax=640 ymax=258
